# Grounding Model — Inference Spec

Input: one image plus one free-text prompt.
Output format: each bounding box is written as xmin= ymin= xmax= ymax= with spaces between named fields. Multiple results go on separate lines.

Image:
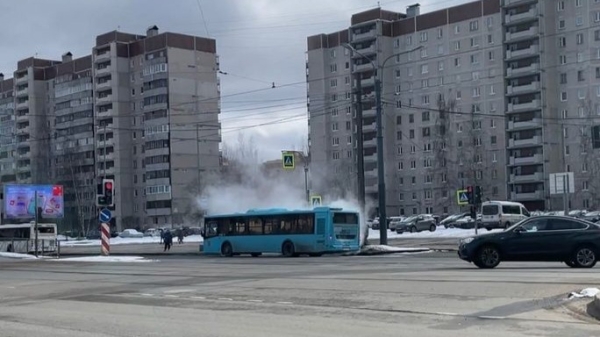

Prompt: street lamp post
xmin=283 ymin=150 xmax=310 ymax=206
xmin=343 ymin=44 xmax=423 ymax=245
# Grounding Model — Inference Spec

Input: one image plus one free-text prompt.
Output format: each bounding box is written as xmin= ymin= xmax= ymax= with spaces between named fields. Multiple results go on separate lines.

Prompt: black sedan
xmin=458 ymin=216 xmax=600 ymax=269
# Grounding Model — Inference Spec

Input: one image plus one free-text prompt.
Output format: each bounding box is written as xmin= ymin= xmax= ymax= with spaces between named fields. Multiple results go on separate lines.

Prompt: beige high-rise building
xmin=0 ymin=26 xmax=220 ymax=231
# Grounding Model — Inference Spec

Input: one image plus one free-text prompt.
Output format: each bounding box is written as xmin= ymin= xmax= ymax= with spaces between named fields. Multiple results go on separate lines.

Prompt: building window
xmin=491 ymin=136 xmax=497 ymax=144
xmin=577 ymin=33 xmax=584 ymax=45
xmin=469 ymin=20 xmax=479 ymax=31
xmin=332 ymin=137 xmax=339 ymax=146
xmin=330 ymin=64 xmax=337 ymax=73
xmin=561 ymin=92 xmax=567 ymax=101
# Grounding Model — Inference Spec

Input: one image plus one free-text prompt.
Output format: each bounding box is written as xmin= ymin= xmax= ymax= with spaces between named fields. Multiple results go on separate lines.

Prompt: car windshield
xmin=402 ymin=216 xmax=418 ymax=222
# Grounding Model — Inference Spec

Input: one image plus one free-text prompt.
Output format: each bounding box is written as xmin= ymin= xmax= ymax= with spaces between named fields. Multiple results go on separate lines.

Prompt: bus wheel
xmin=308 ymin=253 xmax=322 ymax=257
xmin=251 ymin=253 xmax=262 ymax=257
xmin=220 ymin=242 xmax=233 ymax=257
xmin=7 ymin=244 xmax=13 ymax=253
xmin=281 ymin=241 xmax=295 ymax=257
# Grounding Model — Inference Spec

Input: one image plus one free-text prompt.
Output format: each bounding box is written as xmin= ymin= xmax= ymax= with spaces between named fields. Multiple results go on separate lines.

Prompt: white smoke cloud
xmin=195 ymin=160 xmax=373 ymax=247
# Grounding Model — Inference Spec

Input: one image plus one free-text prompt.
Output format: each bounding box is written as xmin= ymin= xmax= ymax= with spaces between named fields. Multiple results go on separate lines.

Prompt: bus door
xmin=314 ymin=212 xmax=328 ymax=251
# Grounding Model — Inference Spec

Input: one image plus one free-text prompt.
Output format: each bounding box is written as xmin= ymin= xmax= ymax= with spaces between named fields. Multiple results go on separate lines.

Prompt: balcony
xmin=506 ymin=63 xmax=540 ymax=78
xmin=511 ymin=190 xmax=543 ymax=201
xmin=507 ymin=81 xmax=540 ymax=95
xmin=146 ymin=207 xmax=172 ymax=217
xmin=363 ymin=122 xmax=376 ymax=132
xmin=96 ymin=108 xmax=113 ymax=117
xmin=96 ymin=80 xmax=111 ymax=89
xmin=15 ymin=126 xmax=29 ymax=135
xmin=352 ymin=44 xmax=377 ymax=57
xmin=95 ymin=66 xmax=111 ymax=75
xmin=505 ymin=8 xmax=538 ymax=24
xmin=16 ymin=100 xmax=29 ymax=109
xmin=95 ymin=51 xmax=110 ymax=62
xmin=361 ymin=76 xmax=375 ymax=87
xmin=354 ymin=63 xmax=374 ymax=72
xmin=15 ymin=75 xmax=27 ymax=84
xmin=15 ymin=88 xmax=28 ymax=97
xmin=364 ymin=169 xmax=377 ymax=178
xmin=352 ymin=29 xmax=377 ymax=42
xmin=507 ymin=118 xmax=541 ymax=130
xmin=504 ymin=0 xmax=538 ymax=8
xmin=362 ymin=108 xmax=376 ymax=117
xmin=96 ymin=95 xmax=112 ymax=104
xmin=506 ymin=45 xmax=539 ymax=60
xmin=507 ymin=99 xmax=540 ymax=113
xmin=505 ymin=26 xmax=539 ymax=42
xmin=363 ymin=154 xmax=377 ymax=162
xmin=17 ymin=150 xmax=31 ymax=158
xmin=363 ymin=139 xmax=376 ymax=147
xmin=510 ymin=172 xmax=543 ymax=183
xmin=508 ymin=135 xmax=541 ymax=148
xmin=509 ymin=154 xmax=543 ymax=165
xmin=365 ymin=185 xmax=378 ymax=193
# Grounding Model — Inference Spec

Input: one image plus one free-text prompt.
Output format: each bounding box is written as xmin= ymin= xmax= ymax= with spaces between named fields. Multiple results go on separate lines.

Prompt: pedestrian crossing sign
xmin=456 ymin=189 xmax=469 ymax=205
xmin=311 ymin=195 xmax=322 ymax=207
xmin=282 ymin=152 xmax=295 ymax=169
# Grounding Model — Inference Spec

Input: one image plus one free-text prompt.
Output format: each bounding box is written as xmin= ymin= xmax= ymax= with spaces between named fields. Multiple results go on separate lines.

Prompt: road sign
xmin=549 ymin=172 xmax=575 ymax=194
xmin=282 ymin=152 xmax=295 ymax=169
xmin=310 ymin=195 xmax=322 ymax=207
xmin=99 ymin=208 xmax=112 ymax=223
xmin=456 ymin=189 xmax=469 ymax=205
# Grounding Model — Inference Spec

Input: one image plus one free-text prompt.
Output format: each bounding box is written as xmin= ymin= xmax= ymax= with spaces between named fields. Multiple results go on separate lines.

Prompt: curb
xmin=357 ymin=248 xmax=431 ymax=256
xmin=587 ymin=294 xmax=600 ymax=321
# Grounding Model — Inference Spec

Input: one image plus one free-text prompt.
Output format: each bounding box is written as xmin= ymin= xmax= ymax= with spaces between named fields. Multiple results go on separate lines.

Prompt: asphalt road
xmin=0 ymin=252 xmax=598 ymax=337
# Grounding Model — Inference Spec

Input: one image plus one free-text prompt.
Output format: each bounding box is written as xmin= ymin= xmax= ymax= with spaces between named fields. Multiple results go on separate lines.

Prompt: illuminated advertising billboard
xmin=3 ymin=184 xmax=64 ymax=219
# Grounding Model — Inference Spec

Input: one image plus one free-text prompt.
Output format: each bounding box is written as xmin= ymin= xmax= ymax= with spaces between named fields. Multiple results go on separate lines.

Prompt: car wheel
xmin=410 ymin=226 xmax=417 ymax=233
xmin=564 ymin=260 xmax=578 ymax=268
xmin=573 ymin=246 xmax=597 ymax=268
xmin=251 ymin=253 xmax=262 ymax=257
xmin=220 ymin=242 xmax=233 ymax=257
xmin=429 ymin=224 xmax=436 ymax=232
xmin=444 ymin=225 xmax=449 ymax=229
xmin=7 ymin=244 xmax=13 ymax=253
xmin=281 ymin=241 xmax=295 ymax=257
xmin=486 ymin=227 xmax=492 ymax=231
xmin=504 ymin=222 xmax=511 ymax=229
xmin=475 ymin=245 xmax=501 ymax=269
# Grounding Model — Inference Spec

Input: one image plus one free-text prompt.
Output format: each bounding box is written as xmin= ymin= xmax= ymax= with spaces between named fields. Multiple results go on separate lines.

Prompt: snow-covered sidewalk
xmin=0 ymin=252 xmax=44 ymax=260
xmin=52 ymin=256 xmax=157 ymax=263
xmin=59 ymin=235 xmax=203 ymax=247
xmin=368 ymin=227 xmax=503 ymax=239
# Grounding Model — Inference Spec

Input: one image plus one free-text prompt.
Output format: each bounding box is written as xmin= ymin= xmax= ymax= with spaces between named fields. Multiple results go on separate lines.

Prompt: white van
xmin=480 ymin=201 xmax=530 ymax=230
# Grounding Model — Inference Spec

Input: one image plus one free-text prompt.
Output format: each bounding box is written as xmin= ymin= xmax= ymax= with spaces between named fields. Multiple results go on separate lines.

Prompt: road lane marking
xmin=140 ymin=293 xmax=154 ymax=297
xmin=276 ymin=301 xmax=293 ymax=304
xmin=164 ymin=295 xmax=178 ymax=298
xmin=247 ymin=300 xmax=264 ymax=303
xmin=218 ymin=298 xmax=233 ymax=301
xmin=191 ymin=296 xmax=206 ymax=300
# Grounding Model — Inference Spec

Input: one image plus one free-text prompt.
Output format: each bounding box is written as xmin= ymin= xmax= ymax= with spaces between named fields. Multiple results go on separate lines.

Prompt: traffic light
xmin=474 ymin=185 xmax=482 ymax=205
xmin=102 ymin=179 xmax=114 ymax=207
xmin=466 ymin=185 xmax=474 ymax=204
xmin=470 ymin=205 xmax=477 ymax=220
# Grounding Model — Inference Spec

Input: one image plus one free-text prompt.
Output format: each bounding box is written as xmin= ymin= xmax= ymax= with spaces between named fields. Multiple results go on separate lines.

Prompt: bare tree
xmin=433 ymin=95 xmax=460 ymax=214
xmin=54 ymin=142 xmax=96 ymax=236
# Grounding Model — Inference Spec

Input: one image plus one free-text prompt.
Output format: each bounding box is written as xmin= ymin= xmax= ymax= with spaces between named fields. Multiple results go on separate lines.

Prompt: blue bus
xmin=201 ymin=207 xmax=360 ymax=257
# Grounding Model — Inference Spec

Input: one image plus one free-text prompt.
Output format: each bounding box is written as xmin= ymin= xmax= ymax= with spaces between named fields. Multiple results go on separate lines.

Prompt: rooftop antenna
xmin=377 ymin=1 xmax=380 ymax=8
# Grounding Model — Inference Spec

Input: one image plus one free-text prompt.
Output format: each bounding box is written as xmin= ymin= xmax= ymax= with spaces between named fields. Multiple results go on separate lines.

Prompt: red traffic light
xmin=104 ymin=182 xmax=113 ymax=190
xmin=466 ymin=186 xmax=473 ymax=192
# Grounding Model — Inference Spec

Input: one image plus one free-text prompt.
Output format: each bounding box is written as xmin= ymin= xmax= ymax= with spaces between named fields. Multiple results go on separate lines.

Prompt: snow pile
xmin=568 ymin=288 xmax=600 ymax=299
xmin=0 ymin=252 xmax=41 ymax=260
xmin=368 ymin=227 xmax=503 ymax=239
xmin=53 ymin=256 xmax=157 ymax=263
xmin=59 ymin=235 xmax=204 ymax=247
xmin=358 ymin=245 xmax=431 ymax=255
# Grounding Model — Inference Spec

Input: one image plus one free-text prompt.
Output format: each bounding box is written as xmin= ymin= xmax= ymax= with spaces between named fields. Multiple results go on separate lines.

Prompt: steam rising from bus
xmin=196 ymin=162 xmax=372 ymax=247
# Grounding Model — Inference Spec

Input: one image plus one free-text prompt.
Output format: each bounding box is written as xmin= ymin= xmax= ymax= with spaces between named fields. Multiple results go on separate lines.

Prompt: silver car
xmin=393 ymin=215 xmax=437 ymax=233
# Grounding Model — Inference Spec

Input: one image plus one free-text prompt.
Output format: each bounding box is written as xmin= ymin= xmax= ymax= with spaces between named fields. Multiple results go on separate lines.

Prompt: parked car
xmin=583 ymin=211 xmax=600 ymax=223
xmin=144 ymin=228 xmax=159 ymax=237
xmin=119 ymin=229 xmax=144 ymax=238
xmin=393 ymin=215 xmax=436 ymax=233
xmin=458 ymin=216 xmax=600 ymax=269
xmin=453 ymin=214 xmax=482 ymax=229
xmin=441 ymin=213 xmax=468 ymax=228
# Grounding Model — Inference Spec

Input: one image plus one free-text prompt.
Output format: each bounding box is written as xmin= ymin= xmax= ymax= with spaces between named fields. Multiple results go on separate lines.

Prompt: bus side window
xmin=263 ymin=216 xmax=277 ymax=234
xmin=248 ymin=218 xmax=262 ymax=234
xmin=234 ymin=218 xmax=247 ymax=235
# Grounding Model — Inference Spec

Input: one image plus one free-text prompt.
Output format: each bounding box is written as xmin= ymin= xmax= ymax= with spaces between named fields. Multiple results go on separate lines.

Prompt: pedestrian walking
xmin=177 ymin=228 xmax=184 ymax=244
xmin=163 ymin=230 xmax=173 ymax=252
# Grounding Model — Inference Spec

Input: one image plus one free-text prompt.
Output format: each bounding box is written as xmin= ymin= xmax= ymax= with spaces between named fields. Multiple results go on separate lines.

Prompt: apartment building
xmin=0 ymin=75 xmax=15 ymax=186
xmin=0 ymin=26 xmax=220 ymax=231
xmin=307 ymin=0 xmax=507 ymax=217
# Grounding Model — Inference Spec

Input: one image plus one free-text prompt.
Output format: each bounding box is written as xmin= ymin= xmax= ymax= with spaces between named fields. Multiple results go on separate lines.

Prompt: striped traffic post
xmin=100 ymin=222 xmax=110 ymax=256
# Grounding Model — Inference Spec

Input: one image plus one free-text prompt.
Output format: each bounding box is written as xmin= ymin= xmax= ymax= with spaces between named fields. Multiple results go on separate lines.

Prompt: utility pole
xmin=196 ymin=123 xmax=201 ymax=195
xmin=561 ymin=127 xmax=569 ymax=215
xmin=354 ymin=75 xmax=366 ymax=214
xmin=34 ymin=190 xmax=38 ymax=258
xmin=374 ymin=76 xmax=387 ymax=245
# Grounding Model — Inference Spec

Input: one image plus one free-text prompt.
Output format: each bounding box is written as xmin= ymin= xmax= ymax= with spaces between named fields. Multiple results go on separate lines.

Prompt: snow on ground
xmin=361 ymin=245 xmax=430 ymax=253
xmin=53 ymin=256 xmax=157 ymax=263
xmin=59 ymin=235 xmax=203 ymax=247
xmin=57 ymin=235 xmax=77 ymax=241
xmin=0 ymin=252 xmax=40 ymax=260
xmin=368 ymin=227 xmax=503 ymax=239
xmin=569 ymin=288 xmax=600 ymax=299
